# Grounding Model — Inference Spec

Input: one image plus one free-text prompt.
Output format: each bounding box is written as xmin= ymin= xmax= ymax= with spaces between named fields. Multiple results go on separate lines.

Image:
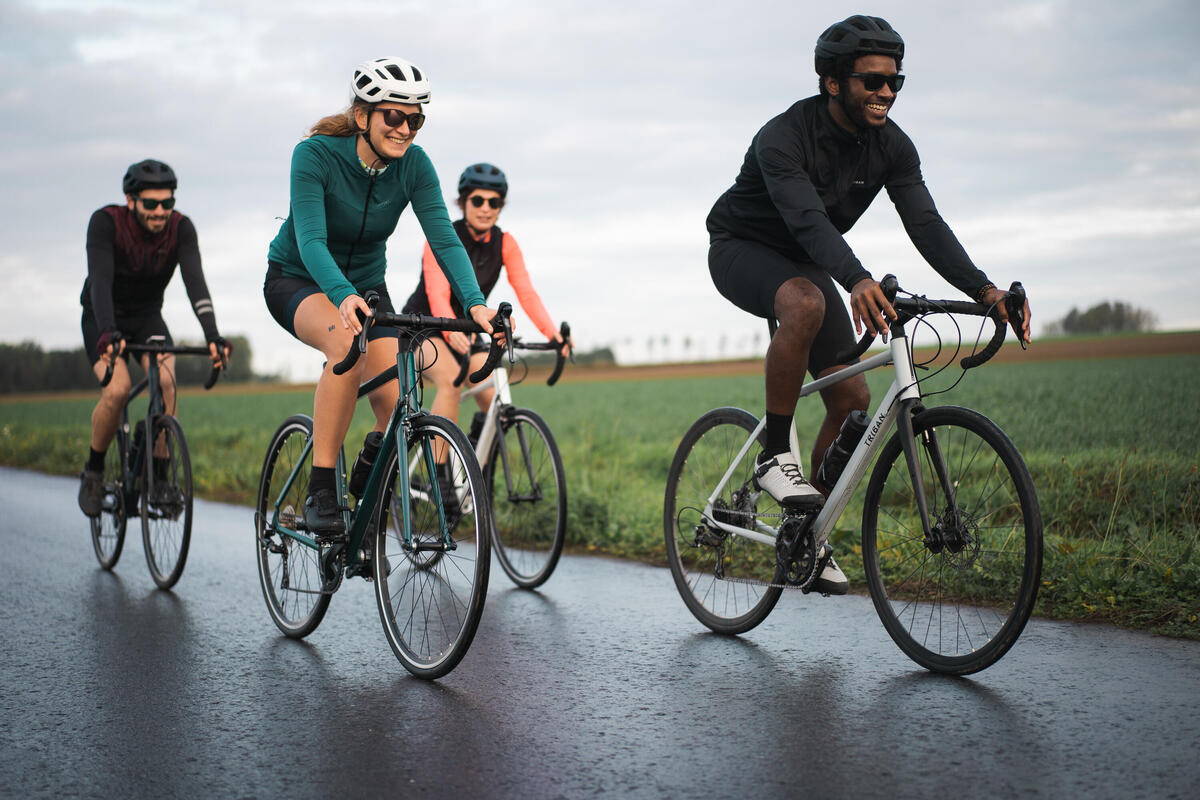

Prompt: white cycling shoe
xmin=753 ymin=451 xmax=825 ymax=511
xmin=812 ymin=554 xmax=849 ymax=595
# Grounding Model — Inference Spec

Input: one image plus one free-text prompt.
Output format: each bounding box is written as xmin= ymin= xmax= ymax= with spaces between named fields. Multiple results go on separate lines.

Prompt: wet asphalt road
xmin=1 ymin=466 xmax=1198 ymax=800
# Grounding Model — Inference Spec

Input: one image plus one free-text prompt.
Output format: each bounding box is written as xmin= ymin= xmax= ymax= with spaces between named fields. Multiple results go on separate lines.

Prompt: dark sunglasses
xmin=469 ymin=195 xmax=504 ymax=209
xmin=376 ymin=107 xmax=426 ymax=131
xmin=137 ymin=196 xmax=176 ymax=210
xmin=849 ymin=72 xmax=905 ymax=93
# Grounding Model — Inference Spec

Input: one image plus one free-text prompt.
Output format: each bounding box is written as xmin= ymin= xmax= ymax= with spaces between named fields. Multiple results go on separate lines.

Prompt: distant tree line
xmin=0 ymin=335 xmax=273 ymax=394
xmin=1043 ymin=301 xmax=1158 ymax=337
xmin=517 ymin=346 xmax=615 ymax=368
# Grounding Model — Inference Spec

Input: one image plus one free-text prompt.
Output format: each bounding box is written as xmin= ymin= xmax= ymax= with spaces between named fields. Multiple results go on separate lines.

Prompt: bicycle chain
xmin=689 ymin=516 xmax=825 ymax=592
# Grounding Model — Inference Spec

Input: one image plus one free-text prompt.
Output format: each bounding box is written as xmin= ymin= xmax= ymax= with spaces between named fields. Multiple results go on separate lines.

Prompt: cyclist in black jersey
xmin=707 ymin=15 xmax=1032 ymax=594
xmin=77 ymin=160 xmax=231 ymax=517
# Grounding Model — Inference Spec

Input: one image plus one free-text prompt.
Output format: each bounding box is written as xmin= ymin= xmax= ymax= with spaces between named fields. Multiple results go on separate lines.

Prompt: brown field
xmin=3 ymin=330 xmax=1196 ymax=402
xmin=532 ymin=329 xmax=1200 ymax=384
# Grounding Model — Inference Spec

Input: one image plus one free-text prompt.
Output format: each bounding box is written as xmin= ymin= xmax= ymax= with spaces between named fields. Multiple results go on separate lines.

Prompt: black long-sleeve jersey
xmin=80 ymin=205 xmax=218 ymax=339
xmin=707 ymin=95 xmax=989 ymax=296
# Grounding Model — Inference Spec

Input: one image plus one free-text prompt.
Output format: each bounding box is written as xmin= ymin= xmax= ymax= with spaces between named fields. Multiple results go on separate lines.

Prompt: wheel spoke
xmin=863 ymin=409 xmax=1041 ymax=674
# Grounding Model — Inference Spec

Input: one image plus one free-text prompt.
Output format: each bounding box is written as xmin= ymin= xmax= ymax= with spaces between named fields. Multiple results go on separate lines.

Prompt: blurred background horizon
xmin=2 ymin=0 xmax=1197 ymax=380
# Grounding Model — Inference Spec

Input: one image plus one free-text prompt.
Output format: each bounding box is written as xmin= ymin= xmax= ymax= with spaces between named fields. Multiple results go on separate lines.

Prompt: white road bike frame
xmin=701 ymin=334 xmax=923 ymax=550
xmin=406 ymin=363 xmax=513 ymax=515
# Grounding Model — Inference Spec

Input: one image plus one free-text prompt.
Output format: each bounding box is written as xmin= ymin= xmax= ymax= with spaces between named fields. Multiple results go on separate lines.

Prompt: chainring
xmin=775 ymin=513 xmax=819 ymax=589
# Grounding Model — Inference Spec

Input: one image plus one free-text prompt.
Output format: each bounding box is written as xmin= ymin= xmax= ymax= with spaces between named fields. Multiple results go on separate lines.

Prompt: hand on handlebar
xmin=978 ymin=286 xmax=1032 ymax=346
xmin=468 ymin=305 xmax=511 ymax=343
xmin=208 ymin=337 xmax=233 ymax=369
xmin=555 ymin=334 xmax=573 ymax=358
xmin=850 ymin=278 xmax=898 ymax=341
xmin=339 ymin=294 xmax=372 ymax=335
xmin=444 ymin=331 xmax=472 ymax=355
xmin=96 ymin=330 xmax=126 ymax=363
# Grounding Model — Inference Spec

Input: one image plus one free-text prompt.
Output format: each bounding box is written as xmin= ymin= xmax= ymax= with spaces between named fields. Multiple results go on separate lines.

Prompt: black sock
xmin=309 ymin=466 xmax=336 ymax=495
xmin=86 ymin=448 xmax=107 ymax=472
xmin=763 ymin=412 xmax=793 ymax=457
xmin=153 ymin=457 xmax=169 ymax=481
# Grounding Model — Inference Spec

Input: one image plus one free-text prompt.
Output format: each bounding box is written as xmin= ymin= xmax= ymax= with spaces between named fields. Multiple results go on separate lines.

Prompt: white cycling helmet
xmin=352 ymin=57 xmax=431 ymax=104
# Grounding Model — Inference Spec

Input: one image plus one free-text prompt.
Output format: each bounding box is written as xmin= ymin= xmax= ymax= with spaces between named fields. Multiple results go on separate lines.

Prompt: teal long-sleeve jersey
xmin=268 ymin=134 xmax=485 ymax=311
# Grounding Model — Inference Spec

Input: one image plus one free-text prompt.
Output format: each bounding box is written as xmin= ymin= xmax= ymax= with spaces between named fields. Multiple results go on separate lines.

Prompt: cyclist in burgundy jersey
xmin=402 ymin=163 xmax=571 ymax=438
xmin=78 ymin=160 xmax=231 ymax=517
xmin=706 ymin=15 xmax=1031 ymax=594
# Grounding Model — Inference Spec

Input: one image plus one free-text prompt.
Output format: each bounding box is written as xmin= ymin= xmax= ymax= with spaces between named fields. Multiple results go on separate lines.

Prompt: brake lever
xmin=1006 ymin=281 xmax=1028 ymax=350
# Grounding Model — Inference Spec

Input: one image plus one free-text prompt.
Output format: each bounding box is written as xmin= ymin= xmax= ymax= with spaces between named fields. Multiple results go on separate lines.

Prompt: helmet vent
xmin=411 ymin=65 xmax=423 ymax=81
xmin=385 ymin=64 xmax=407 ymax=82
xmin=356 ymin=74 xmax=372 ymax=90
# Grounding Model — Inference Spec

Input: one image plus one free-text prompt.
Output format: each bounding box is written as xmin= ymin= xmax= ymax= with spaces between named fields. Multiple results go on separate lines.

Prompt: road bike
xmin=254 ymin=296 xmax=510 ymax=679
xmin=430 ymin=323 xmax=571 ymax=588
xmin=664 ymin=276 xmax=1041 ymax=675
xmin=91 ymin=340 xmax=223 ymax=589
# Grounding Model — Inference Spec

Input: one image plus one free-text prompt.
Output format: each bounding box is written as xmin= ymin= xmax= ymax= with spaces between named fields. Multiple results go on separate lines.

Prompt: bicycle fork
xmin=494 ymin=413 xmax=543 ymax=503
xmin=896 ymin=399 xmax=965 ymax=554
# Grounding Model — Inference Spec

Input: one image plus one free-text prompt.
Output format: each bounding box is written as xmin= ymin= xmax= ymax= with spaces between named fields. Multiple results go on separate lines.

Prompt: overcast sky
xmin=2 ymin=0 xmax=1197 ymax=378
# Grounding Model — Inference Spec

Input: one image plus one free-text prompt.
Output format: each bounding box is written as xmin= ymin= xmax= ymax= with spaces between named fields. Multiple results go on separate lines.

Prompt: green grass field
xmin=3 ymin=354 xmax=1197 ymax=637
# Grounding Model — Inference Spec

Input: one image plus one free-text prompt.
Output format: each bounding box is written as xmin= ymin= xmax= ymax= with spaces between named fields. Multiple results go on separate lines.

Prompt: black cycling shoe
xmin=148 ymin=482 xmax=185 ymax=518
xmin=78 ymin=469 xmax=105 ymax=517
xmin=304 ymin=488 xmax=346 ymax=538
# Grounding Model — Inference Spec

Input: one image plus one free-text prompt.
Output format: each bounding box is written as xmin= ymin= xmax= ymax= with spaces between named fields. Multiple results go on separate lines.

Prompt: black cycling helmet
xmin=458 ymin=163 xmax=508 ymax=198
xmin=122 ymin=159 xmax=177 ymax=195
xmin=815 ymin=15 xmax=904 ymax=72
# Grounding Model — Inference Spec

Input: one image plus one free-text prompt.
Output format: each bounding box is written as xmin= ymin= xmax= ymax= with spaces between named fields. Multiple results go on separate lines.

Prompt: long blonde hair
xmin=308 ymin=98 xmax=371 ymax=137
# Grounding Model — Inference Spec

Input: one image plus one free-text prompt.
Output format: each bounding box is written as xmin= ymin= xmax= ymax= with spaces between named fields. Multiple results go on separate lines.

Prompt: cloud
xmin=3 ymin=0 xmax=1198 ymax=377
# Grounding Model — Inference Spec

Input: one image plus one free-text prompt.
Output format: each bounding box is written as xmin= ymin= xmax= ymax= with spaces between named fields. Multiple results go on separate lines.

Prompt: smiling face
xmin=355 ymin=101 xmax=421 ymax=162
xmin=460 ymin=188 xmax=504 ymax=235
xmin=827 ymin=54 xmax=900 ymax=132
xmin=125 ymin=188 xmax=174 ymax=233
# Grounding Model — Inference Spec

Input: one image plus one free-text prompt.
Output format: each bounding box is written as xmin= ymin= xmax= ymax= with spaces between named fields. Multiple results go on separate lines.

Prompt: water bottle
xmin=815 ymin=410 xmax=869 ymax=490
xmin=348 ymin=431 xmax=384 ymax=497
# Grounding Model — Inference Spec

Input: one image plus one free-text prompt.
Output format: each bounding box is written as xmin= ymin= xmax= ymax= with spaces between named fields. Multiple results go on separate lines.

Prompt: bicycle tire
xmin=664 ymin=407 xmax=783 ymax=634
xmin=255 ymin=414 xmax=332 ymax=638
xmin=486 ymin=408 xmax=567 ymax=589
xmin=91 ymin=426 xmax=129 ymax=570
xmin=140 ymin=415 xmax=193 ymax=589
xmin=374 ymin=414 xmax=491 ymax=679
xmin=862 ymin=405 xmax=1042 ymax=675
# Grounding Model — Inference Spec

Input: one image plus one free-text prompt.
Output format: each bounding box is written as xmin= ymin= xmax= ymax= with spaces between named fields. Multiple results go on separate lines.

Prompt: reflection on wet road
xmin=1 ymin=468 xmax=1197 ymax=798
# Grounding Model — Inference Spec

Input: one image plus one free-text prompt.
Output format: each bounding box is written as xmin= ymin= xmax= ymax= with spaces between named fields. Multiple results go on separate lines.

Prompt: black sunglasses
xmin=137 ymin=196 xmax=176 ymax=210
xmin=375 ymin=107 xmax=426 ymax=131
xmin=849 ymin=72 xmax=905 ymax=93
xmin=469 ymin=195 xmax=504 ymax=209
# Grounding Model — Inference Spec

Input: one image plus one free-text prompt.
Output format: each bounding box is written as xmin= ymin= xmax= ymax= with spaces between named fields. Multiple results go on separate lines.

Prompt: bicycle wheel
xmin=862 ymin=405 xmax=1042 ymax=675
xmin=374 ymin=414 xmax=491 ymax=679
xmin=91 ymin=427 xmax=129 ymax=570
xmin=664 ymin=407 xmax=783 ymax=634
xmin=255 ymin=414 xmax=331 ymax=638
xmin=140 ymin=414 xmax=193 ymax=589
xmin=487 ymin=408 xmax=567 ymax=589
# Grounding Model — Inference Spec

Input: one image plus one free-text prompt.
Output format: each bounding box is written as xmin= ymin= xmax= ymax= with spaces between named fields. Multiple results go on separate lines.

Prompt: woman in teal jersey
xmin=264 ymin=57 xmax=501 ymax=533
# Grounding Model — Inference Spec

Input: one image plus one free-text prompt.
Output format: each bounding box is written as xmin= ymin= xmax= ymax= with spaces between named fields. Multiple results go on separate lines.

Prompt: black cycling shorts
xmin=263 ymin=263 xmax=398 ymax=342
xmin=708 ymin=237 xmax=856 ymax=378
xmin=81 ymin=304 xmax=173 ymax=365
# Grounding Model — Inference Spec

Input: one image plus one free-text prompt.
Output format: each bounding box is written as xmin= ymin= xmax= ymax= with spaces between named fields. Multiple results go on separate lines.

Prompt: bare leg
xmin=765 ymin=277 xmax=824 ymax=415
xmin=422 ymin=337 xmax=464 ymax=426
xmin=418 ymin=337 xmax=466 ymax=463
xmin=363 ymin=337 xmax=400 ymax=433
xmin=89 ymin=357 xmax=131 ymax=453
xmin=468 ymin=350 xmax=495 ymax=412
xmin=811 ymin=368 xmax=870 ymax=479
xmin=293 ymin=294 xmax=368 ymax=469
